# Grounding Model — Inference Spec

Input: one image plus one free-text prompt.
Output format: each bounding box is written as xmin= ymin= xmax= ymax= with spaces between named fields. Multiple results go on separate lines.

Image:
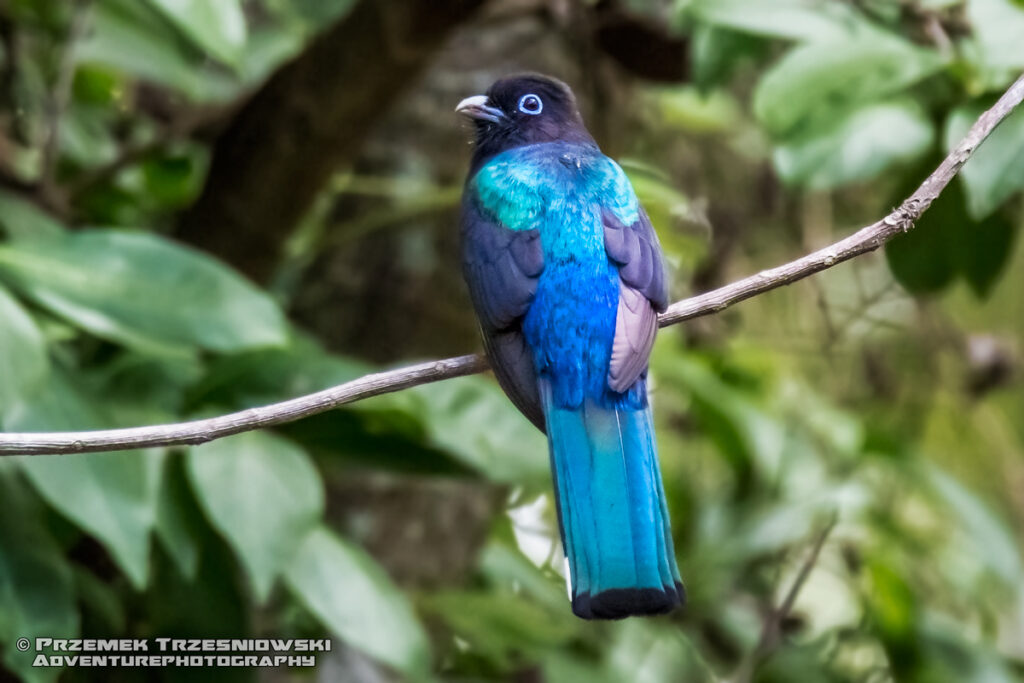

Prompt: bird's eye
xmin=518 ymin=94 xmax=543 ymax=115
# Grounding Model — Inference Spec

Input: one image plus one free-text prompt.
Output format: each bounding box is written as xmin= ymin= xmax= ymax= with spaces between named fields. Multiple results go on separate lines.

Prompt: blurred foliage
xmin=1 ymin=0 xmax=1023 ymax=682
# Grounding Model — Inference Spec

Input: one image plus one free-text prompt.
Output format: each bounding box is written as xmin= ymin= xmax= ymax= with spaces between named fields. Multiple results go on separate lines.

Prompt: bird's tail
xmin=540 ymin=381 xmax=684 ymax=619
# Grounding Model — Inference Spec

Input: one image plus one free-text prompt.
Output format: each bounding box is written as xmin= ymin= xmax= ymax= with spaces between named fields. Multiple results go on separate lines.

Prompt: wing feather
xmin=603 ymin=205 xmax=669 ymax=393
xmin=461 ymin=197 xmax=545 ymax=431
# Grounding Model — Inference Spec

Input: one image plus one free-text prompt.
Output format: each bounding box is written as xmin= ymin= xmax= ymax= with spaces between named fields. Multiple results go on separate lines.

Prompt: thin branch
xmin=1 ymin=355 xmax=489 ymax=455
xmin=661 ymin=75 xmax=1024 ymax=327
xmin=39 ymin=0 xmax=90 ymax=206
xmin=922 ymin=13 xmax=954 ymax=57
xmin=0 ymin=7 xmax=24 ymax=133
xmin=730 ymin=514 xmax=839 ymax=683
xmin=1 ymin=74 xmax=1023 ymax=457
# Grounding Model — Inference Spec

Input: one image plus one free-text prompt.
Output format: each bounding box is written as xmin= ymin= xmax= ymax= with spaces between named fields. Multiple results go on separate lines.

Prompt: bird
xmin=456 ymin=74 xmax=684 ymax=619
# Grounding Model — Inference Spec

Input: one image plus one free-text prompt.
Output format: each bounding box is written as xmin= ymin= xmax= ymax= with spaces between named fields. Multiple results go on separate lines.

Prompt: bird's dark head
xmin=457 ymin=74 xmax=595 ymax=170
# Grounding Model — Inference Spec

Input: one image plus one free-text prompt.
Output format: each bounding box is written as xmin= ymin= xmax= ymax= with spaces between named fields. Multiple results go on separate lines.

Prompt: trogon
xmin=457 ymin=74 xmax=684 ymax=619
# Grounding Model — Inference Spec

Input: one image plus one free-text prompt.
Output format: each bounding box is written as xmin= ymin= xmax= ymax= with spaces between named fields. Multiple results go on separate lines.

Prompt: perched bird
xmin=456 ymin=74 xmax=684 ymax=619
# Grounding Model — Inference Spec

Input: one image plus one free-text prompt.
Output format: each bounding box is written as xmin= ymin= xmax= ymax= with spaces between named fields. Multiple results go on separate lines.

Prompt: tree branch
xmin=39 ymin=0 xmax=90 ymax=209
xmin=2 ymin=74 xmax=1022 ymax=457
xmin=661 ymin=74 xmax=1024 ymax=326
xmin=730 ymin=514 xmax=838 ymax=683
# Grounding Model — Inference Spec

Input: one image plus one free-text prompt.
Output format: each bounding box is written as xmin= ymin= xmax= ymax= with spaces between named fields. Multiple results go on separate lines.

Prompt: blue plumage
xmin=542 ymin=388 xmax=681 ymax=617
xmin=458 ymin=75 xmax=683 ymax=618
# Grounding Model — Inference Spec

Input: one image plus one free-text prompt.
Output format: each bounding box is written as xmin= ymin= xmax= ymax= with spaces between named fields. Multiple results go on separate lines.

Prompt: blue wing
xmin=603 ymin=206 xmax=669 ymax=393
xmin=461 ymin=196 xmax=546 ymax=430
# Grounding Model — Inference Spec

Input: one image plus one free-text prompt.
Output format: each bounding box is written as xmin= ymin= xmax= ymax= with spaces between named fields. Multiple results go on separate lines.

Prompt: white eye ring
xmin=518 ymin=93 xmax=543 ymax=115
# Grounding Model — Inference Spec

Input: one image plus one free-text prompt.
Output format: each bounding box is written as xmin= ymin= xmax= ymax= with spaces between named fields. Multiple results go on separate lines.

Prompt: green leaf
xmin=607 ymin=620 xmax=715 ymax=683
xmin=621 ymin=159 xmax=707 ymax=269
xmin=0 ymin=191 xmax=67 ymax=242
xmin=186 ymin=336 xmax=368 ymax=408
xmin=0 ymin=285 xmax=49 ymax=417
xmin=145 ymin=0 xmax=247 ymax=67
xmin=753 ymin=35 xmax=944 ymax=137
xmin=755 ymin=643 xmax=842 ymax=683
xmin=73 ymin=567 xmax=126 ymax=634
xmin=79 ymin=0 xmax=235 ymax=102
xmin=925 ymin=463 xmax=1022 ymax=586
xmin=690 ymin=24 xmax=769 ymax=93
xmin=955 ymin=212 xmax=1019 ymax=298
xmin=542 ymin=656 xmax=619 ymax=683
xmin=5 ymin=372 xmax=164 ymax=589
xmin=237 ymin=26 xmax=307 ymax=84
xmin=652 ymin=352 xmax=785 ymax=478
xmin=479 ymin=542 xmax=572 ymax=613
xmin=375 ymin=375 xmax=550 ymax=484
xmin=773 ymin=100 xmax=934 ymax=189
xmin=688 ymin=0 xmax=869 ymax=42
xmin=0 ymin=469 xmax=79 ymax=683
xmin=155 ymin=454 xmax=204 ymax=580
xmin=946 ymin=102 xmax=1024 ymax=220
xmin=285 ymin=526 xmax=430 ymax=675
xmin=0 ymin=230 xmax=289 ymax=354
xmin=653 ymin=87 xmax=741 ymax=135
xmin=72 ymin=64 xmax=124 ymax=106
xmin=143 ymin=521 xmax=251 ymax=640
xmin=59 ymin=106 xmax=119 ymax=168
xmin=865 ymin=557 xmax=916 ymax=644
xmin=967 ymin=0 xmax=1024 ymax=68
xmin=885 ymin=178 xmax=1018 ymax=297
xmin=141 ymin=150 xmax=207 ymax=209
xmin=189 ymin=343 xmax=483 ymax=475
xmin=423 ymin=590 xmax=578 ymax=666
xmin=884 ymin=226 xmax=954 ymax=294
xmin=188 ymin=431 xmax=323 ymax=602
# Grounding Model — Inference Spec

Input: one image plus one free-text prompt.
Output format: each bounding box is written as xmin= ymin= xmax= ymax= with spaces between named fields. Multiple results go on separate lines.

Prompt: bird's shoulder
xmin=467 ymin=144 xmax=571 ymax=232
xmin=469 ymin=143 xmax=638 ymax=221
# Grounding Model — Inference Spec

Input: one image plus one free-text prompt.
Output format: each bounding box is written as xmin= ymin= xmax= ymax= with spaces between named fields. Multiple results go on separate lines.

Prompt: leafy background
xmin=0 ymin=0 xmax=1023 ymax=681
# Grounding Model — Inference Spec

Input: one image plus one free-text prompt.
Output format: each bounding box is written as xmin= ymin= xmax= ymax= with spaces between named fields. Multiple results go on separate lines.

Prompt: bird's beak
xmin=456 ymin=95 xmax=505 ymax=123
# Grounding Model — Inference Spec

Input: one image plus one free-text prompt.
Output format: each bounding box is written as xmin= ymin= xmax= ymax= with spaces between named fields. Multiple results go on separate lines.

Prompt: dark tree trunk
xmin=176 ymin=0 xmax=486 ymax=282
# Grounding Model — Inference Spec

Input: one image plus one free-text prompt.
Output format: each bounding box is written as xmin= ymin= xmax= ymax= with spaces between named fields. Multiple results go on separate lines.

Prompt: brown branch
xmin=1 ymin=355 xmax=488 ymax=455
xmin=1 ymin=74 xmax=1022 ymax=456
xmin=38 ymin=0 xmax=90 ymax=209
xmin=730 ymin=514 xmax=839 ymax=683
xmin=0 ymin=6 xmax=25 ymax=134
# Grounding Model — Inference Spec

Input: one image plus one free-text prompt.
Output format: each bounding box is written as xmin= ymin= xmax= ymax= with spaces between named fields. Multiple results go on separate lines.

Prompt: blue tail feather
xmin=541 ymin=381 xmax=683 ymax=619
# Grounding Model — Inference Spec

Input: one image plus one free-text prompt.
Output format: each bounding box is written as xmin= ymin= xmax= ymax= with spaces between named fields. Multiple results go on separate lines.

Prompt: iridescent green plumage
xmin=472 ymin=148 xmax=640 ymax=232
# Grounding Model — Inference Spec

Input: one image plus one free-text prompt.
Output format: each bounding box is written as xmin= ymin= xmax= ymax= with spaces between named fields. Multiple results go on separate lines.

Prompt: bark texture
xmin=176 ymin=0 xmax=486 ymax=282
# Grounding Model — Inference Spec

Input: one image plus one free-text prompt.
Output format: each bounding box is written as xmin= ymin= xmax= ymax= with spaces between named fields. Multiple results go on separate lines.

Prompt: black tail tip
xmin=572 ymin=582 xmax=685 ymax=620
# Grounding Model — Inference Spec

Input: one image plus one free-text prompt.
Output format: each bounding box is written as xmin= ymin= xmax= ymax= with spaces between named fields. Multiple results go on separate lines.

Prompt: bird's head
xmin=457 ymin=74 xmax=595 ymax=169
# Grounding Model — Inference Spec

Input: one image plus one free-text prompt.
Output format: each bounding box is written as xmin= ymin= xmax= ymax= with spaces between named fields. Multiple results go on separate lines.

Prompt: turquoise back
xmin=469 ymin=143 xmax=644 ymax=409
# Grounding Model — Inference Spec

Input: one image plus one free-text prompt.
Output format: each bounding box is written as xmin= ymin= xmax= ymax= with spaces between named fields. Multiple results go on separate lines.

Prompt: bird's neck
xmin=468 ymin=139 xmax=600 ymax=178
